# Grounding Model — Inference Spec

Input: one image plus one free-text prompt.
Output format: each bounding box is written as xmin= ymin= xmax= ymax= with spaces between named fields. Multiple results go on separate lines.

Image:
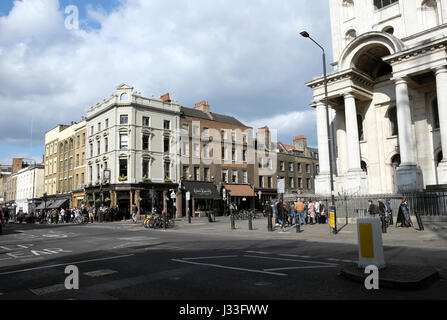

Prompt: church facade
xmin=307 ymin=0 xmax=447 ymax=195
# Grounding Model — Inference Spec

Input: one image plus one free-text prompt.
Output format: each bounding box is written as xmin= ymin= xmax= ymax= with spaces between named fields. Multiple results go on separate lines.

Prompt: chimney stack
xmin=12 ymin=158 xmax=23 ymax=174
xmin=293 ymin=135 xmax=307 ymax=151
xmin=194 ymin=100 xmax=210 ymax=113
xmin=257 ymin=126 xmax=271 ymax=149
xmin=160 ymin=93 xmax=171 ymax=103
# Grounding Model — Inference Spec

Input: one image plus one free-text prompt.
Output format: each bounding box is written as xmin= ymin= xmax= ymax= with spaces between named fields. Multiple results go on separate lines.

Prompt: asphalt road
xmin=0 ymin=220 xmax=446 ymax=300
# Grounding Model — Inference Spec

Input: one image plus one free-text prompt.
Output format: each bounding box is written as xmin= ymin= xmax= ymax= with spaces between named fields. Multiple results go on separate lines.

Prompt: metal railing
xmin=283 ymin=191 xmax=447 ymax=217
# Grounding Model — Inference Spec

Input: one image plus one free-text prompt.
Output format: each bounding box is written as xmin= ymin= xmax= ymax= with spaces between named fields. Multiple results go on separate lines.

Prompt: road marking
xmin=117 ymin=236 xmax=158 ymax=241
xmin=182 ymin=255 xmax=238 ymax=261
xmin=264 ymin=265 xmax=339 ymax=272
xmin=30 ymin=284 xmax=66 ymax=296
xmin=171 ymin=259 xmax=287 ymax=277
xmin=84 ymin=269 xmax=118 ymax=277
xmin=0 ymin=254 xmax=134 ymax=276
xmin=243 ymin=255 xmax=338 ymax=266
xmin=245 ymin=251 xmax=271 ymax=255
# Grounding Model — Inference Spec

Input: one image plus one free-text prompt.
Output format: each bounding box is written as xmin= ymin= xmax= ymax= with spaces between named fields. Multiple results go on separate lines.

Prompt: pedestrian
xmin=314 ymin=200 xmax=320 ymax=224
xmin=88 ymin=206 xmax=94 ymax=223
xmin=385 ymin=198 xmax=393 ymax=226
xmin=368 ymin=200 xmax=379 ymax=216
xmin=378 ymin=199 xmax=386 ymax=230
xmin=319 ymin=202 xmax=327 ymax=224
xmin=273 ymin=200 xmax=279 ymax=226
xmin=132 ymin=204 xmax=138 ymax=223
xmin=60 ymin=208 xmax=65 ymax=223
xmin=307 ymin=200 xmax=315 ymax=224
xmin=397 ymin=198 xmax=412 ymax=228
xmin=294 ymin=198 xmax=306 ymax=226
xmin=289 ymin=201 xmax=296 ymax=225
xmin=277 ymin=201 xmax=286 ymax=232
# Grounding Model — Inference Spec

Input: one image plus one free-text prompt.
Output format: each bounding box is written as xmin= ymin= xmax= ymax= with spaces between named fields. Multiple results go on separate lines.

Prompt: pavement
xmin=0 ymin=217 xmax=446 ymax=300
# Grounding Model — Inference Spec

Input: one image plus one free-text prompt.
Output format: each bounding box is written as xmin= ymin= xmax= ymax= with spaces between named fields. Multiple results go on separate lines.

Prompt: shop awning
xmin=223 ymin=184 xmax=256 ymax=197
xmin=47 ymin=199 xmax=69 ymax=209
xmin=183 ymin=181 xmax=221 ymax=200
xmin=36 ymin=201 xmax=53 ymax=210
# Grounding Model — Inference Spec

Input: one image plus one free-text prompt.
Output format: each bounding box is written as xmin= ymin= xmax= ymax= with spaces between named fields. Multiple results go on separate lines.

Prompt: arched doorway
xmin=391 ymin=154 xmax=401 ymax=193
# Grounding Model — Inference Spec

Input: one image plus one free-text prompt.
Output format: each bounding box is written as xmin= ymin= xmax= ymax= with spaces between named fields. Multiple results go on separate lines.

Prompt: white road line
xmin=171 ymin=259 xmax=287 ymax=277
xmin=243 ymin=255 xmax=338 ymax=266
xmin=84 ymin=269 xmax=118 ymax=277
xmin=326 ymin=258 xmax=340 ymax=261
xmin=0 ymin=254 xmax=134 ymax=276
xmin=30 ymin=284 xmax=66 ymax=296
xmin=182 ymin=255 xmax=239 ymax=261
xmin=264 ymin=265 xmax=339 ymax=272
xmin=245 ymin=251 xmax=271 ymax=255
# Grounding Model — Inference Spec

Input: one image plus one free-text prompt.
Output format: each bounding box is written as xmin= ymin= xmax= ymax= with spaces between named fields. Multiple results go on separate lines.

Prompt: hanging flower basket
xmin=143 ymin=175 xmax=151 ymax=182
xmin=119 ymin=175 xmax=128 ymax=182
xmin=164 ymin=176 xmax=172 ymax=183
xmin=95 ymin=180 xmax=100 ymax=185
xmin=104 ymin=198 xmax=111 ymax=203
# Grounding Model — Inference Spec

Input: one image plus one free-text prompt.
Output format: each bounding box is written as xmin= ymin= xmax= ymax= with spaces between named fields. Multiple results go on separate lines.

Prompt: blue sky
xmin=0 ymin=0 xmax=332 ymax=164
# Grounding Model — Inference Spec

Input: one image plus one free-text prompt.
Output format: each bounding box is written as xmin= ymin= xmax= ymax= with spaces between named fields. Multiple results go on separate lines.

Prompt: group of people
xmin=267 ymin=199 xmax=327 ymax=232
xmin=34 ymin=205 xmax=125 ymax=224
xmin=367 ymin=197 xmax=413 ymax=228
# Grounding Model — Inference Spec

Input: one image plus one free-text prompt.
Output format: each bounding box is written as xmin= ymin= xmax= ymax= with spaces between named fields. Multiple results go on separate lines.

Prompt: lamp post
xmin=300 ymin=30 xmax=337 ymax=233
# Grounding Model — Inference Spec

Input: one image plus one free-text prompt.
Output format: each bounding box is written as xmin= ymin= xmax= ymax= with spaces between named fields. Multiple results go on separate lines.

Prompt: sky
xmin=0 ymin=0 xmax=332 ymax=165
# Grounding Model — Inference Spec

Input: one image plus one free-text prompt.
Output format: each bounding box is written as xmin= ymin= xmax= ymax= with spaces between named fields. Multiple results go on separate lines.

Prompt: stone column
xmin=341 ymin=92 xmax=368 ymax=195
xmin=395 ymin=78 xmax=416 ymax=165
xmin=175 ymin=190 xmax=182 ymax=218
xmin=314 ymin=101 xmax=331 ymax=195
xmin=435 ymin=66 xmax=447 ymax=184
xmin=394 ymin=77 xmax=423 ymax=192
xmin=344 ymin=93 xmax=362 ymax=172
xmin=135 ymin=190 xmax=141 ymax=220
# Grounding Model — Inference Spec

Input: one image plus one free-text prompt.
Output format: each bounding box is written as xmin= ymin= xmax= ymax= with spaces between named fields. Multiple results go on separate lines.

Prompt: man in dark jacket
xmin=368 ymin=200 xmax=379 ymax=216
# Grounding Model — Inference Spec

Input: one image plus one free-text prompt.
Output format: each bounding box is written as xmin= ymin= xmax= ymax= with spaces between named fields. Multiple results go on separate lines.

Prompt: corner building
xmin=307 ymin=0 xmax=447 ymax=195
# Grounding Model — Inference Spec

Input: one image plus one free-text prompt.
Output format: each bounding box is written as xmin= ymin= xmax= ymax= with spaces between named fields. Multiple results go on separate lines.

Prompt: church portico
xmin=307 ymin=23 xmax=447 ymax=195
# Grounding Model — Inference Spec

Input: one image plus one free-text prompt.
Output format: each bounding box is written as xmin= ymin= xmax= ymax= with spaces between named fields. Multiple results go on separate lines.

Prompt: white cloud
xmin=0 ymin=0 xmax=331 ymax=152
xmin=243 ymin=110 xmax=317 ymax=147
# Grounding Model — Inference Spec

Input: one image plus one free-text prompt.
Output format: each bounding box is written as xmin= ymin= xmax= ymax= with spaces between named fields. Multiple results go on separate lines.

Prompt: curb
xmin=339 ymin=264 xmax=440 ymax=290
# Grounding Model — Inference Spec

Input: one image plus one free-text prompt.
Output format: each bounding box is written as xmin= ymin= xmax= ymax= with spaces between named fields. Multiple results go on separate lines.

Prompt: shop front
xmin=182 ymin=181 xmax=222 ymax=217
xmin=254 ymin=188 xmax=278 ymax=210
xmin=223 ymin=184 xmax=256 ymax=210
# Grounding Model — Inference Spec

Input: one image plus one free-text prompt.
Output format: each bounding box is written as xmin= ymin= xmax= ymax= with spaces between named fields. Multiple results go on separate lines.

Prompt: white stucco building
xmin=307 ymin=0 xmax=447 ymax=195
xmin=85 ymin=84 xmax=181 ymax=213
xmin=14 ymin=164 xmax=44 ymax=214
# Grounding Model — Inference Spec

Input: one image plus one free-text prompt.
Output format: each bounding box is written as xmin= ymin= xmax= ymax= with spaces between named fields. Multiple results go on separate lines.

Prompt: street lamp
xmin=300 ymin=30 xmax=337 ymax=232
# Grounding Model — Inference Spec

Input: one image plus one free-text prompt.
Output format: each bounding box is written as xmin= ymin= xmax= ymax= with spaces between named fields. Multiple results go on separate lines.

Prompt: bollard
xmin=188 ymin=208 xmax=191 ymax=224
xmin=267 ymin=212 xmax=273 ymax=232
xmin=248 ymin=212 xmax=253 ymax=231
xmin=231 ymin=213 xmax=235 ymax=229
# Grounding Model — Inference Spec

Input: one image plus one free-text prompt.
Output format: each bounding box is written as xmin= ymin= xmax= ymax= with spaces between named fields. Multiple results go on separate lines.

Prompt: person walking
xmin=277 ymin=201 xmax=286 ymax=232
xmin=385 ymin=198 xmax=393 ymax=226
xmin=314 ymin=200 xmax=320 ymax=224
xmin=60 ymin=208 xmax=65 ymax=224
xmin=289 ymin=202 xmax=296 ymax=225
xmin=132 ymin=204 xmax=138 ymax=223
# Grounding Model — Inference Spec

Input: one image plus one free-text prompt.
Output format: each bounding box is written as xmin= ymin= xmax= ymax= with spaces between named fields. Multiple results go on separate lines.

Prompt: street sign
xmin=329 ymin=206 xmax=336 ymax=229
xmin=277 ymin=179 xmax=285 ymax=194
xmin=186 ymin=192 xmax=190 ymax=201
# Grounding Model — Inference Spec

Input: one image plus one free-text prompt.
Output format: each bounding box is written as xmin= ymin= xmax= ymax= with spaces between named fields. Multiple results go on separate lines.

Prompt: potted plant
xmin=137 ymin=197 xmax=143 ymax=202
xmin=95 ymin=180 xmax=100 ymax=185
xmin=143 ymin=174 xmax=151 ymax=182
xmin=164 ymin=176 xmax=172 ymax=183
xmin=102 ymin=179 xmax=108 ymax=184
xmin=119 ymin=174 xmax=127 ymax=182
xmin=104 ymin=197 xmax=111 ymax=203
xmin=88 ymin=182 xmax=93 ymax=187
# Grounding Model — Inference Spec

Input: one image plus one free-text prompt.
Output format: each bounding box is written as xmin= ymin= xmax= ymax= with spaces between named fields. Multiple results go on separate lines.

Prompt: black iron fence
xmin=284 ymin=191 xmax=447 ymax=218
